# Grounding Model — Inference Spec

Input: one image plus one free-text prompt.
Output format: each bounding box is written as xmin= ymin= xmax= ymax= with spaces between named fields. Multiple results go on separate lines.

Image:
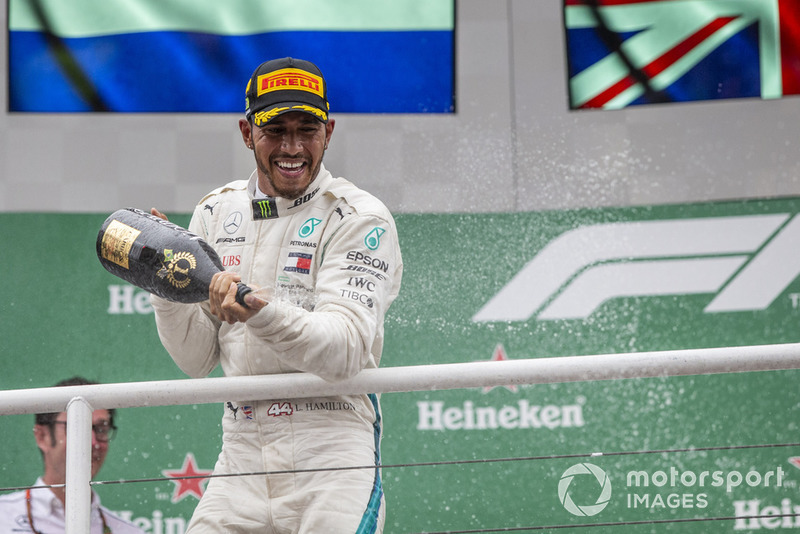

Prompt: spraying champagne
xmin=96 ymin=207 xmax=252 ymax=305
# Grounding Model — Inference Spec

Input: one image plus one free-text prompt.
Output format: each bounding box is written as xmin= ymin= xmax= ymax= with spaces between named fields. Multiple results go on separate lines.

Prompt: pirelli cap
xmin=245 ymin=57 xmax=330 ymax=126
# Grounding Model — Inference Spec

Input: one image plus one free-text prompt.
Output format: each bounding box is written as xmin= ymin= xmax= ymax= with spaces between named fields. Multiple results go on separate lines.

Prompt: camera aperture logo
xmin=558 ymin=463 xmax=612 ymax=516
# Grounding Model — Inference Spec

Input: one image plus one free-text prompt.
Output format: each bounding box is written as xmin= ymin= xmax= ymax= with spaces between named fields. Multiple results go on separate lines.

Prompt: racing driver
xmin=150 ymin=57 xmax=403 ymax=533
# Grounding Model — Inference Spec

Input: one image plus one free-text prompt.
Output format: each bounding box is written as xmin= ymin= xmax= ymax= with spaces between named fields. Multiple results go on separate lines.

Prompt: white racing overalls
xmin=152 ymin=165 xmax=402 ymax=533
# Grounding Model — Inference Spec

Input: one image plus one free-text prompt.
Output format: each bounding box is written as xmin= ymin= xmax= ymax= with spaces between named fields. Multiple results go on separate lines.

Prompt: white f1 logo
xmin=472 ymin=214 xmax=800 ymax=322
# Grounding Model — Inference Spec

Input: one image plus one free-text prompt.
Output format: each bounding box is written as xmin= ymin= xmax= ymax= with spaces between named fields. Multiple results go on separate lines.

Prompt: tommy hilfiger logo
xmin=284 ymin=252 xmax=312 ymax=274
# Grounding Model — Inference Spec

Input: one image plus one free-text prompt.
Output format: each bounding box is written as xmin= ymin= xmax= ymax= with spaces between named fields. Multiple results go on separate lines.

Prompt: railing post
xmin=65 ymin=396 xmax=93 ymax=534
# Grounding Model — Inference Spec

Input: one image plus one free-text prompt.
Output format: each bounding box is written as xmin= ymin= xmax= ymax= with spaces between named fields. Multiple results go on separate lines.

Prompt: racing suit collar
xmin=248 ymin=164 xmax=334 ymax=219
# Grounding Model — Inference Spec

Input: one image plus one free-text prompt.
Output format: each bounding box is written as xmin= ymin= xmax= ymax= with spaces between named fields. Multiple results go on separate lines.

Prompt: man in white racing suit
xmin=150 ymin=57 xmax=402 ymax=533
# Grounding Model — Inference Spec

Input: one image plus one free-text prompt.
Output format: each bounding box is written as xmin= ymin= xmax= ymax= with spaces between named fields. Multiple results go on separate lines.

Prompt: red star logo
xmin=162 ymin=452 xmax=213 ymax=503
xmin=482 ymin=344 xmax=518 ymax=394
xmin=789 ymin=457 xmax=800 ymax=470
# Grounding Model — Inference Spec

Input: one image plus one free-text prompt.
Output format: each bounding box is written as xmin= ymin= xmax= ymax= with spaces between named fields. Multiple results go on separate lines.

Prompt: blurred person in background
xmin=0 ymin=376 xmax=144 ymax=533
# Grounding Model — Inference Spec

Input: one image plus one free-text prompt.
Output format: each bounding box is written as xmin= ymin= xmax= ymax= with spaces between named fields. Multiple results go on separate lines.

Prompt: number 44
xmin=267 ymin=402 xmax=293 ymax=417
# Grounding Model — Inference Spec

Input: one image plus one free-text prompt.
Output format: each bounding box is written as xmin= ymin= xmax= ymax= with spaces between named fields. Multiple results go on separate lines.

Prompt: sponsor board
xmin=2 ymin=198 xmax=800 ymax=532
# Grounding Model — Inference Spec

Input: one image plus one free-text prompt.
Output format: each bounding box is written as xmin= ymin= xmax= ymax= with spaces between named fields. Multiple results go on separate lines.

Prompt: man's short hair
xmin=34 ymin=376 xmax=115 ymax=426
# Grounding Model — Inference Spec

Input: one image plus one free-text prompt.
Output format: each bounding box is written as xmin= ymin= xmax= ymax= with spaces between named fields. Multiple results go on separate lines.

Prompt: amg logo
xmin=473 ymin=214 xmax=800 ymax=321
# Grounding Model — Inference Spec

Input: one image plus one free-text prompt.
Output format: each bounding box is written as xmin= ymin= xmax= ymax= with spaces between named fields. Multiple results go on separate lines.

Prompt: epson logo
xmin=473 ymin=214 xmax=800 ymax=322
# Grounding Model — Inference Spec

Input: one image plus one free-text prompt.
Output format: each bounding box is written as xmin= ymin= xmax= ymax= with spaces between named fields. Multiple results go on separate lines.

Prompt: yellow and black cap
xmin=245 ymin=57 xmax=330 ymax=127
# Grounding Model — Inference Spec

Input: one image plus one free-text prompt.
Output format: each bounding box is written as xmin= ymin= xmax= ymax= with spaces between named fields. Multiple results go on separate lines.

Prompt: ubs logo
xmin=222 ymin=255 xmax=241 ymax=267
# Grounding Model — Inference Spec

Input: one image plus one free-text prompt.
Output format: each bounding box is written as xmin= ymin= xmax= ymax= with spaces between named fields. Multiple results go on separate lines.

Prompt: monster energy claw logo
xmin=365 ymin=227 xmax=385 ymax=251
xmin=252 ymin=198 xmax=279 ymax=220
xmin=257 ymin=200 xmax=273 ymax=218
xmin=299 ymin=218 xmax=321 ymax=238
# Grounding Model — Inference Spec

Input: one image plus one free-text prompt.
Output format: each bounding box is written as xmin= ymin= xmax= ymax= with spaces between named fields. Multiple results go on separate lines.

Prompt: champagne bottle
xmin=96 ymin=207 xmax=251 ymax=305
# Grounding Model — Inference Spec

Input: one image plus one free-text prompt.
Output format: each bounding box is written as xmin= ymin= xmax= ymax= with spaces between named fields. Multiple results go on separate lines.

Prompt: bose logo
xmin=473 ymin=214 xmax=800 ymax=322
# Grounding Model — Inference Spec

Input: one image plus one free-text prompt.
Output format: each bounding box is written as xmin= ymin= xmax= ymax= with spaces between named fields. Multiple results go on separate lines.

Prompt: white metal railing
xmin=3 ymin=342 xmax=800 ymax=533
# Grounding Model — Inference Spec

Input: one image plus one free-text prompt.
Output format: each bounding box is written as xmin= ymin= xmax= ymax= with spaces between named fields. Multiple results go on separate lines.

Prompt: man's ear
xmin=239 ymin=118 xmax=253 ymax=148
xmin=325 ymin=118 xmax=336 ymax=147
xmin=33 ymin=424 xmax=52 ymax=450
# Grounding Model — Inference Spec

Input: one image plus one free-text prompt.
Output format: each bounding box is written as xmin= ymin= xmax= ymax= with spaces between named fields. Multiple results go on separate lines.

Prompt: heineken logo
xmin=473 ymin=214 xmax=800 ymax=322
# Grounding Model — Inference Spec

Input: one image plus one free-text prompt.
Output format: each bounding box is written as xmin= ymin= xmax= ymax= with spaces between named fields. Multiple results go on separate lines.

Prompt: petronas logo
xmin=299 ymin=218 xmax=321 ymax=238
xmin=364 ymin=227 xmax=385 ymax=251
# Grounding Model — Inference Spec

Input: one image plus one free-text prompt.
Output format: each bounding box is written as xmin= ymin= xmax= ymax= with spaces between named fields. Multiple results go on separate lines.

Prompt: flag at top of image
xmin=564 ymin=0 xmax=800 ymax=109
xmin=8 ymin=0 xmax=454 ymax=114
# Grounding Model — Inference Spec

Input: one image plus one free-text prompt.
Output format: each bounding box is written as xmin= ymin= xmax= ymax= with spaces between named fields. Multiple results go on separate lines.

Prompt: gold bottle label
xmin=100 ymin=220 xmax=141 ymax=270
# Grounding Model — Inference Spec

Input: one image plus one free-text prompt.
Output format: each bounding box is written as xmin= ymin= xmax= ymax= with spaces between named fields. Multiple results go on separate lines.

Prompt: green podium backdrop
xmin=2 ymin=197 xmax=799 ymax=533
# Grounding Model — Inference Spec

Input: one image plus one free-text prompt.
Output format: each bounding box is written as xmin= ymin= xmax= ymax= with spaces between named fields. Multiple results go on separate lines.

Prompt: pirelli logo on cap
xmin=257 ymin=68 xmax=324 ymax=98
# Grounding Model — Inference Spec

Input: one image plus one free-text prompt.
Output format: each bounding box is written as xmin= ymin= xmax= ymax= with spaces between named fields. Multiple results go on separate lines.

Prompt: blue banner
xmin=8 ymin=0 xmax=454 ymax=113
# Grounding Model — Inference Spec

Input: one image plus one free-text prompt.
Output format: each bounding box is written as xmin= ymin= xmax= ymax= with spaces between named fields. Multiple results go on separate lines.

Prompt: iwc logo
xmin=558 ymin=463 xmax=612 ymax=517
xmin=159 ymin=249 xmax=197 ymax=289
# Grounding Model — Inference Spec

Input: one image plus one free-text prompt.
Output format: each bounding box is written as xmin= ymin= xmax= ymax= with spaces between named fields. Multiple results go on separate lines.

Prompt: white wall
xmin=2 ymin=0 xmax=799 ymax=214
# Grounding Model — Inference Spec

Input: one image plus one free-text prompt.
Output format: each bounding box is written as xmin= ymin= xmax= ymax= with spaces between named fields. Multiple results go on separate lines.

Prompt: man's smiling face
xmin=245 ymin=111 xmax=335 ymax=199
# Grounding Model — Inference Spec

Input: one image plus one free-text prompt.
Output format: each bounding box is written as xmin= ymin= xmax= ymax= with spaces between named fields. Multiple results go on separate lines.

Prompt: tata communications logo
xmin=473 ymin=214 xmax=800 ymax=322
